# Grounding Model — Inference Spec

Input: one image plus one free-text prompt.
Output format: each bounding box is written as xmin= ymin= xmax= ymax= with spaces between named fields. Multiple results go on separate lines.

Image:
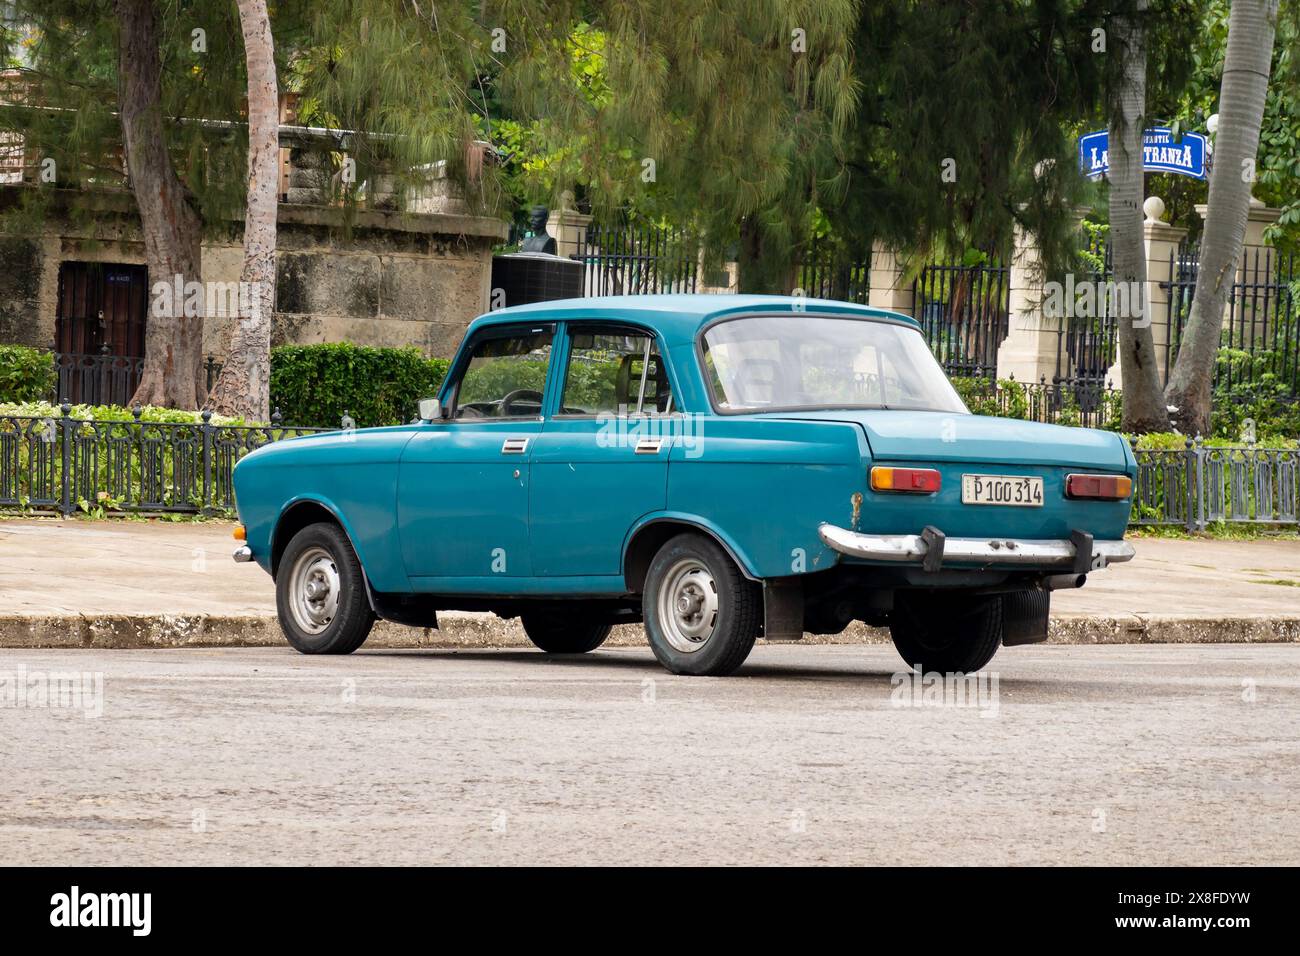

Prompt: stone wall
xmin=0 ymin=186 xmax=507 ymax=362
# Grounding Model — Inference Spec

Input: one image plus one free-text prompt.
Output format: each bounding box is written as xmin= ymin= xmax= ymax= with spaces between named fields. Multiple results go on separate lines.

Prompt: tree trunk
xmin=208 ymin=0 xmax=279 ymax=422
xmin=1164 ymin=0 xmax=1279 ymax=436
xmin=116 ymin=0 xmax=205 ymax=409
xmin=1109 ymin=0 xmax=1169 ymax=434
xmin=737 ymin=215 xmax=797 ymax=295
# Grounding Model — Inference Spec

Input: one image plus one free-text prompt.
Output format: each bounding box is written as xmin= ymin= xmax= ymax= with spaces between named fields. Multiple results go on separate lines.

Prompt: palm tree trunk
xmin=208 ymin=0 xmax=279 ymax=421
xmin=115 ymin=0 xmax=205 ymax=410
xmin=1110 ymin=0 xmax=1169 ymax=433
xmin=1164 ymin=0 xmax=1279 ymax=436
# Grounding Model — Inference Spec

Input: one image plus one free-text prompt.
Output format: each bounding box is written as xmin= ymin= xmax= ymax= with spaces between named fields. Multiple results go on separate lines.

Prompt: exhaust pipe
xmin=1043 ymin=573 xmax=1087 ymax=591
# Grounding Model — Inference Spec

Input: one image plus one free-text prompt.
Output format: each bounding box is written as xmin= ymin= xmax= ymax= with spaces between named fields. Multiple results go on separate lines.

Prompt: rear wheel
xmin=643 ymin=533 xmax=761 ymax=676
xmin=521 ymin=609 xmax=611 ymax=654
xmin=276 ymin=522 xmax=375 ymax=655
xmin=889 ymin=591 xmax=1001 ymax=673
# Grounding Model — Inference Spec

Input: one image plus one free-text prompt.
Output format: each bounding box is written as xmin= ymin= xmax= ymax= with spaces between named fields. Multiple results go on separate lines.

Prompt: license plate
xmin=961 ymin=474 xmax=1044 ymax=507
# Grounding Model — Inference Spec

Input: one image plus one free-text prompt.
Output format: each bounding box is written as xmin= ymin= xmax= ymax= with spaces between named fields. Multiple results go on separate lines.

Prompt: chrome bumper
xmin=818 ymin=523 xmax=1135 ymax=571
xmin=232 ymin=545 xmax=253 ymax=563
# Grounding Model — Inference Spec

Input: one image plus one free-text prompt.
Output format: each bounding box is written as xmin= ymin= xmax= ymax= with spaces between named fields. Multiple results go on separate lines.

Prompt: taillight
xmin=871 ymin=466 xmax=941 ymax=494
xmin=1065 ymin=473 xmax=1132 ymax=500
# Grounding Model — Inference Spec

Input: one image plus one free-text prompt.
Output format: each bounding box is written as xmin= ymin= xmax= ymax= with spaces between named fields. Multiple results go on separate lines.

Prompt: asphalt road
xmin=2 ymin=643 xmax=1297 ymax=865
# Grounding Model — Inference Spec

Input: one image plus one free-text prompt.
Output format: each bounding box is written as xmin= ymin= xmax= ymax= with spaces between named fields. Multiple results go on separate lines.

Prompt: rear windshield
xmin=701 ymin=315 xmax=969 ymax=414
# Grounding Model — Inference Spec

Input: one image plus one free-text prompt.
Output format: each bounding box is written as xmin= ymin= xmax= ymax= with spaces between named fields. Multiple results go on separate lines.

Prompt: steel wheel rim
xmin=658 ymin=558 xmax=719 ymax=653
xmin=288 ymin=546 xmax=340 ymax=635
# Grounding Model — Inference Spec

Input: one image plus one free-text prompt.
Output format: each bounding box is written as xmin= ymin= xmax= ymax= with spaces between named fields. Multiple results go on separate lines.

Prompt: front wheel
xmin=276 ymin=522 xmax=375 ymax=654
xmin=642 ymin=533 xmax=761 ymax=676
xmin=889 ymin=592 xmax=1001 ymax=673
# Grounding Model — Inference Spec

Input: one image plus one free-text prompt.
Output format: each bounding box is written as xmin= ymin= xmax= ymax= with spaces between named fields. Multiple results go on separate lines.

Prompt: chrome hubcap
xmin=658 ymin=559 xmax=719 ymax=653
xmin=288 ymin=546 xmax=339 ymax=635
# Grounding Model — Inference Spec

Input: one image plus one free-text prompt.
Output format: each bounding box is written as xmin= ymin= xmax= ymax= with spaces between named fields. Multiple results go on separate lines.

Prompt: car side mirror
xmin=418 ymin=397 xmax=447 ymax=421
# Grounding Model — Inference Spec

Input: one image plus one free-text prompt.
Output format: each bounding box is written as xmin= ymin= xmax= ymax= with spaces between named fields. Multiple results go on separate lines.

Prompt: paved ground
xmin=3 ymin=516 xmax=1300 ymax=618
xmin=1 ymin=643 xmax=1297 ymax=865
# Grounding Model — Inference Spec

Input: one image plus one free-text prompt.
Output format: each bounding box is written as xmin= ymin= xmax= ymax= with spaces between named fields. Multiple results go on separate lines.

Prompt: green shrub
xmin=269 ymin=343 xmax=450 ymax=429
xmin=1128 ymin=431 xmax=1297 ymax=451
xmin=949 ymin=376 xmax=1028 ymax=419
xmin=1208 ymin=348 xmax=1300 ymax=441
xmin=0 ymin=346 xmax=56 ymax=403
xmin=0 ymin=400 xmax=247 ymax=425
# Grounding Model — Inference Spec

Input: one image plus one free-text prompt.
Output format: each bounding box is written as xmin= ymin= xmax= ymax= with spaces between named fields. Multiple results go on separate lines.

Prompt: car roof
xmin=467 ymin=294 xmax=920 ymax=347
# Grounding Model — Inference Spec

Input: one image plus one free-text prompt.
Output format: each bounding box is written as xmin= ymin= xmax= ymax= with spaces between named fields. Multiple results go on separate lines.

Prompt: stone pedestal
xmin=867 ymin=242 xmax=914 ymax=315
xmin=697 ymin=258 xmax=738 ymax=295
xmin=1106 ymin=198 xmax=1188 ymax=388
xmin=546 ymin=192 xmax=592 ymax=261
xmin=406 ymin=162 xmax=468 ymax=216
xmin=996 ymin=222 xmax=1059 ymax=382
xmin=285 ymin=148 xmax=331 ymax=205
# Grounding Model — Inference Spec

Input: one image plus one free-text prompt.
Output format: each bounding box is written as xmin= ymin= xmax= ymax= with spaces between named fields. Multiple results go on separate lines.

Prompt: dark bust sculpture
xmin=520 ymin=205 xmax=557 ymax=254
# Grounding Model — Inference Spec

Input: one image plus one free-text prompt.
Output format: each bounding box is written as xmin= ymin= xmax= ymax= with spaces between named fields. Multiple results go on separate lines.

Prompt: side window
xmin=559 ymin=329 xmax=673 ymax=416
xmin=453 ymin=328 xmax=553 ymax=419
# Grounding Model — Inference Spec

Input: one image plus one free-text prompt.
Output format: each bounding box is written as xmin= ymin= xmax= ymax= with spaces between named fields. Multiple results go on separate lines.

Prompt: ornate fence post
xmin=201 ymin=409 xmax=214 ymax=514
xmin=59 ymin=401 xmax=73 ymax=516
xmin=1183 ymin=435 xmax=1208 ymax=532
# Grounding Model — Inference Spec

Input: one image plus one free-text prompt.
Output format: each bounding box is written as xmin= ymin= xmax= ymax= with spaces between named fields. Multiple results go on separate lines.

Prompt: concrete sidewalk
xmin=1 ymin=517 xmax=1298 ymax=648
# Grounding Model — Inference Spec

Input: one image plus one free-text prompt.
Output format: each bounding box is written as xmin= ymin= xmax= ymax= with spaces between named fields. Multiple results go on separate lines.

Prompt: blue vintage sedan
xmin=231 ymin=294 xmax=1135 ymax=675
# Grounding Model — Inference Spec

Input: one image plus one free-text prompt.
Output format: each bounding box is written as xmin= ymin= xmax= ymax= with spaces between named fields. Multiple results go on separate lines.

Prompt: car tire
xmin=521 ymin=610 xmax=612 ymax=654
xmin=643 ymin=532 xmax=761 ymax=676
xmin=276 ymin=521 xmax=375 ymax=655
xmin=889 ymin=591 xmax=1002 ymax=673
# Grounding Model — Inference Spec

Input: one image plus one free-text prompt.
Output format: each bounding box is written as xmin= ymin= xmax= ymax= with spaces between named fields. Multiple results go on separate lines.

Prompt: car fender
xmin=271 ymin=495 xmax=385 ymax=609
xmin=623 ymin=511 xmax=763 ymax=583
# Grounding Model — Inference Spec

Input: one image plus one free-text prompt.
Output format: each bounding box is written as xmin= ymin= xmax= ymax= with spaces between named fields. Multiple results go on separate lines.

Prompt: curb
xmin=2 ymin=612 xmax=1298 ymax=650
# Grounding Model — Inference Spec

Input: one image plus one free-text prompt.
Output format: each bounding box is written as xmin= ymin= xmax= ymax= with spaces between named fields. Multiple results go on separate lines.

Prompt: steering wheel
xmin=500 ymin=388 xmax=544 ymax=416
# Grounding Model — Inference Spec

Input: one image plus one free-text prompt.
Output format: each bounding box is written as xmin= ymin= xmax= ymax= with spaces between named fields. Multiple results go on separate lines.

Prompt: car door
xmin=529 ymin=322 xmax=675 ymax=577
xmin=398 ymin=324 xmax=555 ymax=581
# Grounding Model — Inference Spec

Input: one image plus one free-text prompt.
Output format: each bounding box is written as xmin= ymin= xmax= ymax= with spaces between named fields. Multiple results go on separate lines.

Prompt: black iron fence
xmin=1056 ymin=230 xmax=1118 ymax=385
xmin=1132 ymin=439 xmax=1299 ymax=530
xmin=52 ymin=348 xmax=224 ymax=406
xmin=3 ymin=403 xmax=1293 ymax=528
xmin=1163 ymin=241 xmax=1299 ymax=394
xmin=914 ymin=258 xmax=1010 ymax=379
xmin=798 ymin=236 xmax=869 ymax=303
xmin=0 ymin=405 xmax=322 ymax=515
xmin=958 ymin=375 xmax=1121 ymax=431
xmin=578 ymin=221 xmax=699 ymax=296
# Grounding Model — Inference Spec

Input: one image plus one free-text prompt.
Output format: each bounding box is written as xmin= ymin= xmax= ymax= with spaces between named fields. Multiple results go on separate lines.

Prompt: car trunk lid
xmin=767 ymin=409 xmax=1127 ymax=469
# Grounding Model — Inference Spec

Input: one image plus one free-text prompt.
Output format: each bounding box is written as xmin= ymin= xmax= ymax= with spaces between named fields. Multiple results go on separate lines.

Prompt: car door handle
xmin=501 ymin=437 xmax=529 ymax=455
xmin=635 ymin=438 xmax=664 ymax=455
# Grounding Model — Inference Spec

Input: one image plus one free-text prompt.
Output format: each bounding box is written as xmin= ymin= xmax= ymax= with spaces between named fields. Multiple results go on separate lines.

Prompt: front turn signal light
xmin=871 ymin=466 xmax=942 ymax=494
xmin=1065 ymin=473 xmax=1132 ymax=500
xmin=233 ymin=525 xmax=246 ymax=541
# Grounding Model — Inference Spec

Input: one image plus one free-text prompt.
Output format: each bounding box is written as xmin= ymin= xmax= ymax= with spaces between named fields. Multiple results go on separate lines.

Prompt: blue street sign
xmin=1078 ymin=126 xmax=1208 ymax=180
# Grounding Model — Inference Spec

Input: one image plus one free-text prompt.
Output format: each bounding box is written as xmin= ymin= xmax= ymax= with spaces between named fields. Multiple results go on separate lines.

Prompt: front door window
xmin=453 ymin=328 xmax=553 ymax=419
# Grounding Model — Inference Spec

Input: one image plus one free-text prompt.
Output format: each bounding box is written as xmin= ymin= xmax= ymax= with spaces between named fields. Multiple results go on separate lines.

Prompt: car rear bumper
xmin=818 ymin=523 xmax=1135 ymax=571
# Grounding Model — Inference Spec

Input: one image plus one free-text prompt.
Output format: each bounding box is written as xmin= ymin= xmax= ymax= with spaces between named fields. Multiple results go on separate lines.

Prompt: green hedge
xmin=0 ymin=400 xmax=257 ymax=427
xmin=950 ymin=376 xmax=1030 ymax=419
xmin=269 ymin=343 xmax=450 ymax=429
xmin=0 ymin=346 xmax=56 ymax=404
xmin=1129 ymin=431 xmax=1298 ymax=451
